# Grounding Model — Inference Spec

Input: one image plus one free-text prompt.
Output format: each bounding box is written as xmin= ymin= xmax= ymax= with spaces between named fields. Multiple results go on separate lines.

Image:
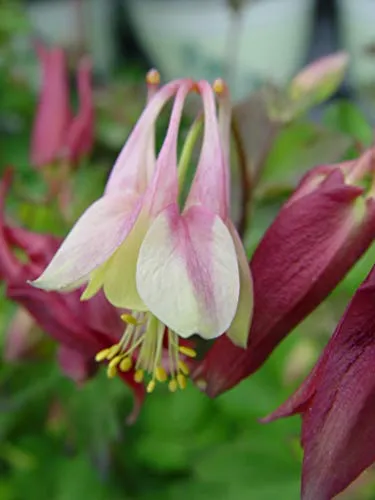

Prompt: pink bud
xmin=30 ymin=43 xmax=94 ymax=169
xmin=290 ymin=52 xmax=349 ymax=101
xmin=31 ymin=43 xmax=71 ymax=168
xmin=193 ymin=151 xmax=375 ymax=396
xmin=64 ymin=57 xmax=94 ymax=164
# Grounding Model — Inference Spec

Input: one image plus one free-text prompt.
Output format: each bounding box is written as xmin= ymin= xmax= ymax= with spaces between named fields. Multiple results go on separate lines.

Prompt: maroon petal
xmin=64 ymin=57 xmax=94 ymax=164
xmin=31 ymin=43 xmax=71 ymax=167
xmin=5 ymin=225 xmax=60 ymax=267
xmin=0 ymin=171 xmax=22 ymax=281
xmin=194 ymin=160 xmax=375 ymax=396
xmin=266 ymin=265 xmax=375 ymax=500
xmin=57 ymin=344 xmax=97 ymax=384
xmin=7 ymin=284 xmax=105 ymax=354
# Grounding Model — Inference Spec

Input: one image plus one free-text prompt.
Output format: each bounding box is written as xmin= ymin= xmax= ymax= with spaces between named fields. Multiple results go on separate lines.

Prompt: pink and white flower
xmin=31 ymin=73 xmax=253 ymax=393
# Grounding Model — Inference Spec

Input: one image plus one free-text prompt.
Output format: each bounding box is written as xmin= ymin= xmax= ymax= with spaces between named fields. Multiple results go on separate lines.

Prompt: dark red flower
xmin=264 ymin=264 xmax=375 ymax=500
xmin=0 ymin=171 xmax=144 ymax=422
xmin=193 ymin=151 xmax=375 ymax=396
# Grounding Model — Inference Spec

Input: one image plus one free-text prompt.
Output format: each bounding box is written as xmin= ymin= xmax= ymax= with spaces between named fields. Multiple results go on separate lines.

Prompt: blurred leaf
xmin=232 ymin=90 xmax=282 ymax=177
xmin=261 ymin=121 xmax=351 ymax=184
xmin=55 ymin=454 xmax=118 ymax=500
xmin=192 ymin=432 xmax=300 ymax=498
xmin=135 ymin=434 xmax=190 ymax=472
xmin=323 ymin=99 xmax=374 ymax=147
xmin=62 ymin=371 xmax=126 ymax=452
xmin=140 ymin=385 xmax=210 ymax=435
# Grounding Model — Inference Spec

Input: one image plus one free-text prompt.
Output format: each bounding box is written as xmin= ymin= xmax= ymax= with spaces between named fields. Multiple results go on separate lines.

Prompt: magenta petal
xmin=57 ymin=344 xmax=96 ymax=384
xmin=31 ymin=44 xmax=71 ymax=167
xmin=64 ymin=57 xmax=94 ymax=163
xmin=266 ymin=265 xmax=375 ymax=500
xmin=185 ymin=81 xmax=228 ymax=219
xmin=0 ymin=171 xmax=22 ymax=281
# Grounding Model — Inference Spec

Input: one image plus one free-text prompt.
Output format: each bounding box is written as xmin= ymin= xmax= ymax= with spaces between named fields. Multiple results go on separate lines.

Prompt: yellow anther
xmin=196 ymin=378 xmax=207 ymax=391
xmin=155 ymin=366 xmax=167 ymax=382
xmin=147 ymin=380 xmax=156 ymax=393
xmin=108 ymin=355 xmax=122 ymax=369
xmin=119 ymin=357 xmax=132 ymax=372
xmin=106 ymin=343 xmax=121 ymax=360
xmin=168 ymin=379 xmax=178 ymax=392
xmin=213 ymin=78 xmax=226 ymax=95
xmin=178 ymin=360 xmax=190 ymax=376
xmin=179 ymin=346 xmax=197 ymax=358
xmin=177 ymin=373 xmax=187 ymax=390
xmin=95 ymin=348 xmax=110 ymax=362
xmin=146 ymin=68 xmax=160 ymax=85
xmin=107 ymin=364 xmax=118 ymax=379
xmin=191 ymin=82 xmax=199 ymax=93
xmin=121 ymin=314 xmax=139 ymax=326
xmin=134 ymin=369 xmax=144 ymax=384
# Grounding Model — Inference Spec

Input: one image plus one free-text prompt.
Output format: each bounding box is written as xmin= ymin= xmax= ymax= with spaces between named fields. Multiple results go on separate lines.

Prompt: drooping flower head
xmin=32 ymin=71 xmax=253 ymax=394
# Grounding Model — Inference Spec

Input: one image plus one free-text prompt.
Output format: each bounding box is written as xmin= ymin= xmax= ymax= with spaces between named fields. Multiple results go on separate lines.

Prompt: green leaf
xmin=323 ymin=99 xmax=373 ymax=146
xmin=262 ymin=121 xmax=351 ymax=184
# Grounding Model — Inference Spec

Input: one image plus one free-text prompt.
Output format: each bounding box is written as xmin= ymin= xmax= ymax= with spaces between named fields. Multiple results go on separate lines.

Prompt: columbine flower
xmin=30 ymin=42 xmax=94 ymax=168
xmin=193 ymin=149 xmax=375 ymax=396
xmin=265 ymin=264 xmax=375 ymax=500
xmin=0 ymin=171 xmax=143 ymax=422
xmin=31 ymin=73 xmax=253 ymax=394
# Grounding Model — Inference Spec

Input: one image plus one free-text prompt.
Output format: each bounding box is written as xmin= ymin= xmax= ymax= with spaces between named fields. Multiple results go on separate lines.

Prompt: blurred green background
xmin=1 ymin=1 xmax=375 ymax=499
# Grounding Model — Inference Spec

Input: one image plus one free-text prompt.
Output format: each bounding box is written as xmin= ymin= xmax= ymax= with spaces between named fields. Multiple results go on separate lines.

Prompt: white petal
xmin=136 ymin=205 xmax=239 ymax=339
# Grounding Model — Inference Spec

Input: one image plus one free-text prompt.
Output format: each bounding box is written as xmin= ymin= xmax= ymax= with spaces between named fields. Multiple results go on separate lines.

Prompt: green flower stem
xmin=178 ymin=116 xmax=203 ymax=194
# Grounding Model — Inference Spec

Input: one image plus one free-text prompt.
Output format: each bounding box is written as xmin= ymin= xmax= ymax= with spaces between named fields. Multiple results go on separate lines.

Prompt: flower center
xmin=94 ymin=312 xmax=196 ymax=393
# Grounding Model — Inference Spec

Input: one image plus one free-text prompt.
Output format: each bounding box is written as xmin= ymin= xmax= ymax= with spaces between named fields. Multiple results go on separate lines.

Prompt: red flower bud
xmin=64 ymin=57 xmax=94 ymax=164
xmin=30 ymin=43 xmax=94 ymax=169
xmin=31 ymin=43 xmax=71 ymax=168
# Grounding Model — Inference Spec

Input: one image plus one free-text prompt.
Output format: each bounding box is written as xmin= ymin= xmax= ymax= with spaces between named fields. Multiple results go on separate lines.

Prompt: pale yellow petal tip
xmin=27 ymin=277 xmax=48 ymax=291
xmin=226 ymin=324 xmax=250 ymax=349
xmin=80 ymin=288 xmax=91 ymax=301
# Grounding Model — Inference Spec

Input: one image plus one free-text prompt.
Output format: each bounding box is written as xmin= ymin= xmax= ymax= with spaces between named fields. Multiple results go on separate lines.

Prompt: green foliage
xmin=323 ymin=99 xmax=374 ymax=148
xmin=0 ymin=4 xmax=373 ymax=499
